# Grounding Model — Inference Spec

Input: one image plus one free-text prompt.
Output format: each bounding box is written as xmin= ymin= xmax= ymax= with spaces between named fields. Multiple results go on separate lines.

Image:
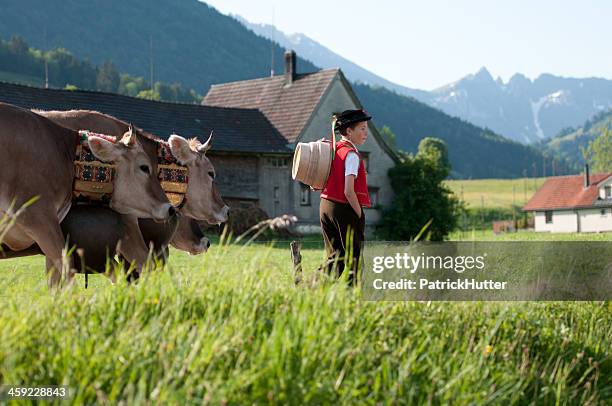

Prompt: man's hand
xmin=344 ymin=175 xmax=362 ymax=217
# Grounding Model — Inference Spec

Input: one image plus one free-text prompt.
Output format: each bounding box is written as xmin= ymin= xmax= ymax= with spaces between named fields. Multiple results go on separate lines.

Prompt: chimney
xmin=584 ymin=164 xmax=590 ymax=188
xmin=284 ymin=50 xmax=296 ymax=85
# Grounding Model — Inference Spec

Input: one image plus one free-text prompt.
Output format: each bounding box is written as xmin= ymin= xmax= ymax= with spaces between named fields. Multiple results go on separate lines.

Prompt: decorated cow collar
xmin=73 ymin=130 xmax=190 ymax=208
xmin=157 ymin=142 xmax=189 ymax=208
xmin=73 ymin=130 xmax=117 ymax=204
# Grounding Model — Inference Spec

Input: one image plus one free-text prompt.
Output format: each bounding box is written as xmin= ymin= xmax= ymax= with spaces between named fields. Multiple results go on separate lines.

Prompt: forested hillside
xmin=0 ymin=0 xmax=558 ymax=178
xmin=0 ymin=36 xmax=201 ymax=103
xmin=0 ymin=0 xmax=318 ymax=93
xmin=539 ymin=110 xmax=612 ymax=172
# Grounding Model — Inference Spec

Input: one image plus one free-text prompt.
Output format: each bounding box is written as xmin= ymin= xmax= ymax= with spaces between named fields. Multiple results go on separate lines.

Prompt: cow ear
xmin=88 ymin=136 xmax=123 ymax=162
xmin=169 ymin=134 xmax=197 ymax=165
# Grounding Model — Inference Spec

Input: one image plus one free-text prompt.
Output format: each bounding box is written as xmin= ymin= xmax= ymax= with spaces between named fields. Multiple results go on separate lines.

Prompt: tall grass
xmin=0 ymin=243 xmax=610 ymax=404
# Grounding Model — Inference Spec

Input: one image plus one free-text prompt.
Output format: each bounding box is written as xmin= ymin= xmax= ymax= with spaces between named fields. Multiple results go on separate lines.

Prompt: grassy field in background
xmin=450 ymin=229 xmax=612 ymax=241
xmin=0 ymin=232 xmax=610 ymax=404
xmin=445 ymin=177 xmax=548 ymax=209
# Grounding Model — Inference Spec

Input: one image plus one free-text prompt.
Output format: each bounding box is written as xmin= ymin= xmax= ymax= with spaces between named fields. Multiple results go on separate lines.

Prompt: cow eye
xmin=208 ymin=171 xmax=215 ymax=180
xmin=140 ymin=165 xmax=151 ymax=175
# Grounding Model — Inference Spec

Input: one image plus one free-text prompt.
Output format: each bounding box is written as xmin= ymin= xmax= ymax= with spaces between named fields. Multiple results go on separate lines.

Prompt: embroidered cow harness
xmin=73 ymin=130 xmax=189 ymax=207
xmin=157 ymin=142 xmax=188 ymax=207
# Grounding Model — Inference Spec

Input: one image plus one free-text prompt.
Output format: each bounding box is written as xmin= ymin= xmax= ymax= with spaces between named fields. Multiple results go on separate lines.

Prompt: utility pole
xmin=43 ymin=26 xmax=49 ymax=88
xmin=460 ymin=184 xmax=465 ymax=237
xmin=481 ymin=195 xmax=484 ymax=224
xmin=512 ymin=184 xmax=516 ymax=229
xmin=523 ymin=170 xmax=527 ymax=202
xmin=523 ymin=170 xmax=528 ymax=230
xmin=44 ymin=59 xmax=49 ymax=89
xmin=149 ymin=35 xmax=154 ymax=92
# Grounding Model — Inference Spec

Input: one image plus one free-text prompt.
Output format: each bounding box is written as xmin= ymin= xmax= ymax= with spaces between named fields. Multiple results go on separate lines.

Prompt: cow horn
xmin=197 ymin=130 xmax=213 ymax=153
xmin=122 ymin=124 xmax=137 ymax=147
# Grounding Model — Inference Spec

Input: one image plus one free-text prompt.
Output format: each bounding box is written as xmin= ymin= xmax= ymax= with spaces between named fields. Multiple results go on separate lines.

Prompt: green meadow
xmin=445 ymin=178 xmax=548 ymax=209
xmin=0 ymin=232 xmax=610 ymax=404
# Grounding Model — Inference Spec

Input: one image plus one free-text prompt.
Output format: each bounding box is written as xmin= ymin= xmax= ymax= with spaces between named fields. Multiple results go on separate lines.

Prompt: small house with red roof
xmin=522 ymin=166 xmax=612 ymax=232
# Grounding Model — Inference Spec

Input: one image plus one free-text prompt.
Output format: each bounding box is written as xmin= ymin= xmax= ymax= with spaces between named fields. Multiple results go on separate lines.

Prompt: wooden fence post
xmin=290 ymin=241 xmax=302 ymax=285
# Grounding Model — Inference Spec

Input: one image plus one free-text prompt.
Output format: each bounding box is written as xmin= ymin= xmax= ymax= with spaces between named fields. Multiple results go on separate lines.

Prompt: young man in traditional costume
xmin=319 ymin=109 xmax=372 ymax=285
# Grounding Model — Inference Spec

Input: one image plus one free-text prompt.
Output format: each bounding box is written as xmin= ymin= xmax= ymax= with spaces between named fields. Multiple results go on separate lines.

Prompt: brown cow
xmin=35 ymin=110 xmax=227 ymax=264
xmin=0 ymin=103 xmax=173 ymax=287
xmin=167 ymin=134 xmax=229 ymax=225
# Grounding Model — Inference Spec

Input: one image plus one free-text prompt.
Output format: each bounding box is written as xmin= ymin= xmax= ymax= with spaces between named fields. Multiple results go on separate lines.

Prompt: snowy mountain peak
xmin=509 ymin=73 xmax=531 ymax=85
xmin=473 ymin=66 xmax=494 ymax=82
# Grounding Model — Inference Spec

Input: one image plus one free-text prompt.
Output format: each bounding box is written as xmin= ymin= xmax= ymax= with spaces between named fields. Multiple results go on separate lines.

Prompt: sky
xmin=203 ymin=0 xmax=612 ymax=91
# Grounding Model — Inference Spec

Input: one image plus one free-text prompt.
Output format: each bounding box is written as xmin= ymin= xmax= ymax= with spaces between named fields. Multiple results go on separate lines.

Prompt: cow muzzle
xmin=188 ymin=237 xmax=210 ymax=255
xmin=152 ymin=203 xmax=176 ymax=222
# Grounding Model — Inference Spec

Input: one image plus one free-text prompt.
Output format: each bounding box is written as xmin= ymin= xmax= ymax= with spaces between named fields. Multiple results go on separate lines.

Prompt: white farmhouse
xmin=523 ymin=166 xmax=612 ymax=232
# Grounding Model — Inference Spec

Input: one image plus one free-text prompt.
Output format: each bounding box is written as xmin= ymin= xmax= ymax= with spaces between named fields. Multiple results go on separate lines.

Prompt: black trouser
xmin=319 ymin=198 xmax=365 ymax=285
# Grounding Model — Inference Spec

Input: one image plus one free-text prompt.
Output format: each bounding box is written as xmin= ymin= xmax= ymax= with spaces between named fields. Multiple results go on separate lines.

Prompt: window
xmin=605 ymin=186 xmax=611 ymax=198
xmin=545 ymin=211 xmax=553 ymax=224
xmin=300 ymin=183 xmax=311 ymax=206
xmin=267 ymin=157 xmax=289 ymax=168
xmin=368 ymin=187 xmax=379 ymax=207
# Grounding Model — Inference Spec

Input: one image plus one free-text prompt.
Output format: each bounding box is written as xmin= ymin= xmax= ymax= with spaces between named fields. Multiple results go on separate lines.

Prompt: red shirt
xmin=321 ymin=140 xmax=371 ymax=208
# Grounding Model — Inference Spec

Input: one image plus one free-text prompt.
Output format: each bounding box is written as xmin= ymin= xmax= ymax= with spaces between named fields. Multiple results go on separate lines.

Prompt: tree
xmin=45 ymin=47 xmax=96 ymax=89
xmin=379 ymin=125 xmax=397 ymax=151
xmin=582 ymin=126 xmax=612 ymax=172
xmin=155 ymin=82 xmax=174 ymax=102
xmin=418 ymin=137 xmax=450 ymax=176
xmin=376 ymin=138 xmax=462 ymax=241
xmin=96 ymin=61 xmax=120 ymax=92
xmin=136 ymin=89 xmax=161 ymax=101
xmin=0 ymin=37 xmax=203 ymax=103
xmin=119 ymin=74 xmax=148 ymax=96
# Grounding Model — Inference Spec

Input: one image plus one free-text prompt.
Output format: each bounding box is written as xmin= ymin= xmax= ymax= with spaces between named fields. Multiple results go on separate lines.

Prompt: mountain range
xmin=239 ymin=17 xmax=612 ymax=145
xmin=0 ymin=0 xmax=558 ymax=178
xmin=426 ymin=69 xmax=612 ymax=144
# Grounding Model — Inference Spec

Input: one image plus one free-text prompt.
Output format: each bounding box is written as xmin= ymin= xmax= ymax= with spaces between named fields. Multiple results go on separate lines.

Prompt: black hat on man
xmin=334 ymin=109 xmax=372 ymax=131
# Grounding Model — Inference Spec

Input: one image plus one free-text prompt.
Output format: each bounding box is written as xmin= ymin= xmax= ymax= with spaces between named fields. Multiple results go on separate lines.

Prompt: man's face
xmin=346 ymin=121 xmax=368 ymax=145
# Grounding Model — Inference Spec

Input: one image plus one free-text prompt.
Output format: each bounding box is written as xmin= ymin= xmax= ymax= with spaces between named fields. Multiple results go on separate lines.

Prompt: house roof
xmin=203 ymin=68 xmax=400 ymax=163
xmin=522 ymin=173 xmax=612 ymax=211
xmin=0 ymin=81 xmax=290 ymax=154
xmin=203 ymin=69 xmax=339 ymax=143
